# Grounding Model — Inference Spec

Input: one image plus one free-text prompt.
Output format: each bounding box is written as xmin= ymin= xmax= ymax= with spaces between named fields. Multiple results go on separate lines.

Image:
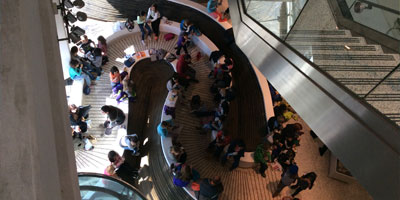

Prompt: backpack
xmin=124 ymin=57 xmax=135 ymax=68
xmin=164 ymin=33 xmax=175 ymax=41
xmin=125 ymin=18 xmax=135 ymax=32
xmin=83 ymin=85 xmax=91 ymax=95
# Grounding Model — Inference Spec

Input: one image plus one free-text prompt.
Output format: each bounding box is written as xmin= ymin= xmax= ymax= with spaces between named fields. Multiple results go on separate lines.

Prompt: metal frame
xmin=229 ymin=0 xmax=400 ymax=199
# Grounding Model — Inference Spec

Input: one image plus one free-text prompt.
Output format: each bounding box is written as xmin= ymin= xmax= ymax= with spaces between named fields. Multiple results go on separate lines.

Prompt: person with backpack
xmin=120 ymin=134 xmax=140 ymax=156
xmin=147 ymin=4 xmax=161 ymax=41
xmin=137 ymin=10 xmax=152 ymax=45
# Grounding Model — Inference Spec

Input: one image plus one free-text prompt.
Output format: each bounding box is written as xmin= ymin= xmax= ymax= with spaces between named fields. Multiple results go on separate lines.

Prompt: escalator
xmin=228 ymin=0 xmax=400 ymax=199
xmin=78 ymin=173 xmax=147 ymax=200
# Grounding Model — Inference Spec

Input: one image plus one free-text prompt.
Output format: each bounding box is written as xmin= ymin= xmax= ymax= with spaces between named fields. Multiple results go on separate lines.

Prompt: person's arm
xmin=147 ymin=8 xmax=152 ymax=21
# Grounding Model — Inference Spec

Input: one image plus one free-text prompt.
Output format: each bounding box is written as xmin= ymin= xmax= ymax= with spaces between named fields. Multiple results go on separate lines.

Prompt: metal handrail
xmin=364 ymin=63 xmax=400 ymax=98
xmin=78 ymin=172 xmax=147 ymax=200
xmin=358 ymin=0 xmax=400 ymax=15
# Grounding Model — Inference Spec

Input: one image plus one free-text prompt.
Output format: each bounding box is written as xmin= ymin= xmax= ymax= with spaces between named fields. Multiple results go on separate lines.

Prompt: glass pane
xmin=345 ymin=0 xmax=400 ymax=40
xmin=243 ymin=0 xmax=308 ymax=39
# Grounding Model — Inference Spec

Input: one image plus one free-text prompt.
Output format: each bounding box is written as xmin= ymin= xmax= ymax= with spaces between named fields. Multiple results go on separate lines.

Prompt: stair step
xmin=319 ymin=65 xmax=395 ymax=72
xmin=289 ymin=29 xmax=351 ymax=36
xmin=286 ymin=36 xmax=366 ymax=45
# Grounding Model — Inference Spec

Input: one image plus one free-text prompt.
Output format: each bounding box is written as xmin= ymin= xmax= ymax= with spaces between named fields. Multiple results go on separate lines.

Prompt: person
xmin=137 ymin=10 xmax=152 ymax=45
xmin=69 ymin=59 xmax=91 ymax=87
xmin=120 ymin=134 xmax=140 ymax=156
xmin=176 ymin=54 xmax=199 ymax=86
xmin=101 ymin=105 xmax=126 ymax=135
xmin=97 ymin=36 xmax=108 ymax=63
xmin=86 ymin=48 xmax=103 ymax=76
xmin=254 ymin=143 xmax=271 ymax=178
xmin=176 ymin=32 xmax=189 ymax=56
xmin=207 ymin=0 xmax=220 ymax=13
xmin=208 ymin=130 xmax=231 ymax=159
xmin=108 ymin=150 xmax=139 ymax=183
xmin=166 ymin=73 xmax=182 ymax=92
xmin=272 ymin=164 xmax=299 ymax=197
xmin=197 ymin=176 xmax=223 ymax=200
xmin=221 ymin=140 xmax=245 ymax=171
xmin=147 ymin=4 xmax=161 ymax=40
xmin=180 ymin=19 xmax=193 ymax=35
xmin=172 ymin=163 xmax=192 ymax=187
xmin=109 ymin=66 xmax=121 ymax=88
xmin=104 ymin=164 xmax=119 ymax=179
xmin=290 ymin=172 xmax=317 ymax=197
xmin=157 ymin=120 xmax=174 ymax=138
xmin=170 ymin=144 xmax=187 ymax=164
xmin=79 ymin=35 xmax=95 ymax=54
xmin=121 ymin=73 xmax=137 ymax=102
xmin=69 ymin=104 xmax=91 ymax=139
xmin=70 ymin=46 xmax=99 ymax=79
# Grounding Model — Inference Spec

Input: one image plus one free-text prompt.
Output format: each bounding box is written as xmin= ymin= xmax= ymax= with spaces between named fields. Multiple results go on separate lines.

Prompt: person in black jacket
xmin=69 ymin=104 xmax=91 ymax=139
xmin=290 ymin=172 xmax=317 ymax=197
xmin=101 ymin=105 xmax=126 ymax=135
xmin=221 ymin=139 xmax=246 ymax=171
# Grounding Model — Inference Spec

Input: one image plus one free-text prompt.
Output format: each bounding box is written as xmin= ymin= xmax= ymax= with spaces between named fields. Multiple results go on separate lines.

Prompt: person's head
xmin=70 ymin=46 xmax=79 ymax=56
xmin=151 ymin=3 xmax=158 ymax=12
xmin=211 ymin=176 xmax=221 ymax=185
xmin=97 ymin=36 xmax=107 ymax=45
xmin=93 ymin=48 xmax=102 ymax=57
xmin=183 ymin=32 xmax=189 ymax=39
xmin=69 ymin=104 xmax=78 ymax=113
xmin=140 ymin=10 xmax=146 ymax=17
xmin=69 ymin=59 xmax=80 ymax=68
xmin=108 ymin=150 xmax=120 ymax=163
xmin=184 ymin=54 xmax=191 ymax=62
xmin=82 ymin=35 xmax=88 ymax=42
xmin=110 ymin=66 xmax=119 ymax=75
xmin=161 ymin=121 xmax=169 ymax=128
xmin=101 ymin=105 xmax=110 ymax=114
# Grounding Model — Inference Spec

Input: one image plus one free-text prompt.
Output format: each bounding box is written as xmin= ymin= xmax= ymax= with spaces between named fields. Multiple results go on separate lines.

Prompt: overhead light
xmin=76 ymin=11 xmax=87 ymax=21
xmin=66 ymin=12 xmax=77 ymax=23
xmin=73 ymin=0 xmax=85 ymax=9
xmin=64 ymin=0 xmax=74 ymax=8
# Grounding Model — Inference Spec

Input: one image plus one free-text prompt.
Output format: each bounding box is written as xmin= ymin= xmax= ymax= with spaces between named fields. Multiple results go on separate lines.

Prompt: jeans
xmin=73 ymin=74 xmax=91 ymax=86
xmin=138 ymin=23 xmax=152 ymax=40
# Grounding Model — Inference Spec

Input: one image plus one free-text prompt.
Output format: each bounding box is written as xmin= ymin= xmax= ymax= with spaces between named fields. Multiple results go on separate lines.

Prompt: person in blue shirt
xmin=157 ymin=119 xmax=174 ymax=138
xmin=207 ymin=0 xmax=221 ymax=13
xmin=69 ymin=59 xmax=91 ymax=86
xmin=119 ymin=134 xmax=140 ymax=156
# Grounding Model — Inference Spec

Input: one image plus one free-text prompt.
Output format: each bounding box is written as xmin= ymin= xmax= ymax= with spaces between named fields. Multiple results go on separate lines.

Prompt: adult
xmin=172 ymin=164 xmax=192 ymax=187
xmin=69 ymin=104 xmax=90 ymax=140
xmin=207 ymin=0 xmax=220 ymax=13
xmin=157 ymin=120 xmax=174 ymax=138
xmin=176 ymin=32 xmax=189 ymax=56
xmin=221 ymin=140 xmax=245 ymax=171
xmin=108 ymin=151 xmax=139 ymax=183
xmin=86 ymin=48 xmax=103 ymax=76
xmin=197 ymin=176 xmax=224 ymax=200
xmin=69 ymin=59 xmax=91 ymax=87
xmin=79 ymin=35 xmax=95 ymax=54
xmin=147 ymin=4 xmax=161 ymax=40
xmin=97 ymin=36 xmax=108 ymax=63
xmin=208 ymin=130 xmax=231 ymax=159
xmin=120 ymin=134 xmax=140 ymax=156
xmin=137 ymin=10 xmax=152 ymax=45
xmin=101 ymin=105 xmax=125 ymax=135
xmin=170 ymin=144 xmax=187 ymax=164
xmin=109 ymin=66 xmax=121 ymax=88
xmin=254 ymin=143 xmax=270 ymax=178
xmin=180 ymin=19 xmax=194 ymax=35
xmin=70 ymin=46 xmax=98 ymax=78
xmin=176 ymin=54 xmax=199 ymax=86
xmin=290 ymin=172 xmax=317 ymax=197
xmin=272 ymin=164 xmax=299 ymax=197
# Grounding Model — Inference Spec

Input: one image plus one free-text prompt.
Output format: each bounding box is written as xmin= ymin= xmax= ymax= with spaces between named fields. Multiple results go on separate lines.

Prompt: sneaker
xmin=141 ymin=40 xmax=146 ymax=46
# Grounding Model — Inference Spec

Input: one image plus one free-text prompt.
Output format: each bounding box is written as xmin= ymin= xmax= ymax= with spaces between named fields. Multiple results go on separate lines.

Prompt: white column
xmin=0 ymin=0 xmax=80 ymax=199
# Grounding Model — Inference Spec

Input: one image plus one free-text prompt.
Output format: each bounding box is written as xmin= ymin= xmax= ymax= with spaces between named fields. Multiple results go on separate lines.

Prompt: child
xmin=176 ymin=32 xmax=189 ymax=56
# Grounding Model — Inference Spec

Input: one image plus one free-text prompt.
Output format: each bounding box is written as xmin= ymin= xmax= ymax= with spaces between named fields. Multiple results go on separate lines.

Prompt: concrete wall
xmin=0 ymin=0 xmax=80 ymax=199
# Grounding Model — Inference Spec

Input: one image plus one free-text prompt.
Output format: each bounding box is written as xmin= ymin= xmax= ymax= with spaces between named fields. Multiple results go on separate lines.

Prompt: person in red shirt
xmin=176 ymin=54 xmax=199 ymax=90
xmin=208 ymin=131 xmax=231 ymax=159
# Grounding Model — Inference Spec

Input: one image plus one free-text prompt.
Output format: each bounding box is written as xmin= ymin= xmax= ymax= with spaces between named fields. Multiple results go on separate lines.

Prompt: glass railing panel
xmin=78 ymin=173 xmax=146 ymax=200
xmin=344 ymin=0 xmax=400 ymax=40
xmin=243 ymin=0 xmax=308 ymax=39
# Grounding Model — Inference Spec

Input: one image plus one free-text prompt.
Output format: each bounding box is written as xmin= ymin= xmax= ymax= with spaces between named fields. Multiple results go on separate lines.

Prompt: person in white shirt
xmin=147 ymin=4 xmax=161 ymax=40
